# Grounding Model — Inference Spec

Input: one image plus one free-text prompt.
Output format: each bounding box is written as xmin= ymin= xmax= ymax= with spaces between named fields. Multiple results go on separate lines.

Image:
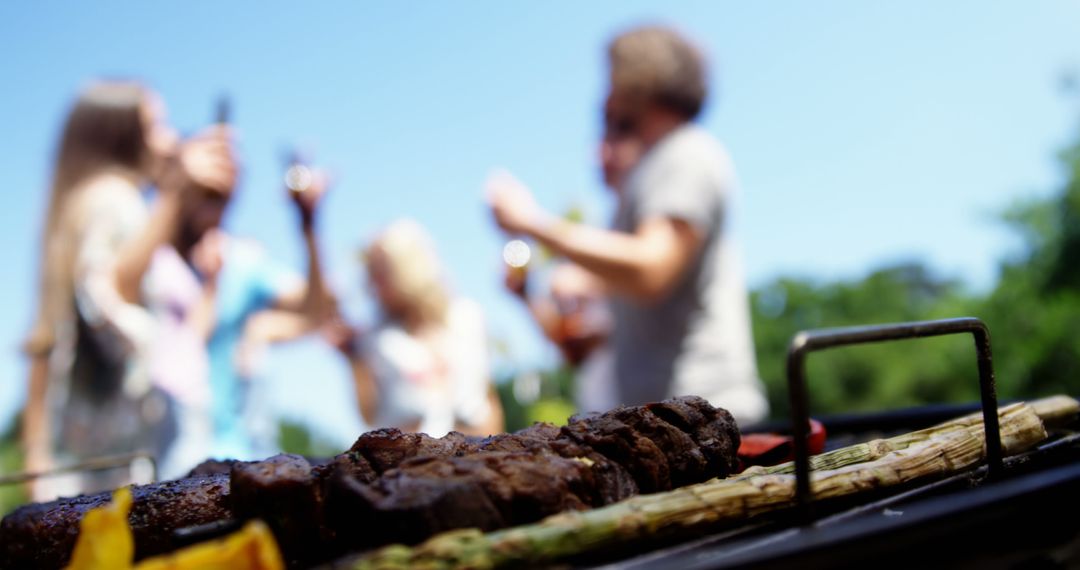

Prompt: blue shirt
xmin=207 ymin=237 xmax=301 ymax=459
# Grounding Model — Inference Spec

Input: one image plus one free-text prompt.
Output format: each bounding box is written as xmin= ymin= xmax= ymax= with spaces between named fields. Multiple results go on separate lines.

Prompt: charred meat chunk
xmin=347 ymin=429 xmax=471 ymax=474
xmin=0 ymin=474 xmax=231 ymax=569
xmin=326 ymin=449 xmax=597 ymax=548
xmin=647 ymin=396 xmax=740 ymax=477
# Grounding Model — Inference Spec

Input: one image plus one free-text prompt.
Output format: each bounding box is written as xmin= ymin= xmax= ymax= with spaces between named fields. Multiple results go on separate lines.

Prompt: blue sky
xmin=1 ymin=2 xmax=1078 ymax=446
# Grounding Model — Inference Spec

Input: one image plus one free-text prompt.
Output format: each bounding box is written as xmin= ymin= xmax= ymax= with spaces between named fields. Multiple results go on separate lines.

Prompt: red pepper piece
xmin=736 ymin=419 xmax=827 ymax=470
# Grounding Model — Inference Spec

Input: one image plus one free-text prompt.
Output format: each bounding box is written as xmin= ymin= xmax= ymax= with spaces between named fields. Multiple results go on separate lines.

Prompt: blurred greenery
xmin=750 ymin=264 xmax=980 ymax=419
xmin=0 ymin=416 xmax=28 ymax=517
xmin=497 ymin=365 xmax=578 ymax=432
xmin=751 ymin=115 xmax=1080 ymax=419
xmin=277 ymin=418 xmax=342 ymax=458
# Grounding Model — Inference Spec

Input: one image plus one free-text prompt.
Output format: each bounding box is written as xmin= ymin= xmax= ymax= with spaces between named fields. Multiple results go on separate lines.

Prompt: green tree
xmin=277 ymin=418 xmax=341 ymax=458
xmin=750 ymin=115 xmax=1080 ymax=419
xmin=979 ymin=118 xmax=1080 ymax=400
xmin=751 ymin=263 xmax=977 ymax=419
xmin=0 ymin=417 xmax=28 ymax=517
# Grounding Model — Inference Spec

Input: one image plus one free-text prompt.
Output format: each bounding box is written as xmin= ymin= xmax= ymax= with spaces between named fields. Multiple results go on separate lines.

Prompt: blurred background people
xmin=488 ymin=26 xmax=769 ymax=425
xmin=506 ymin=261 xmax=614 ymax=413
xmin=232 ymin=307 xmax=322 ymax=457
xmin=325 ymin=219 xmax=504 ymax=437
xmin=21 ymin=80 xmax=235 ymax=498
xmin=142 ymin=154 xmax=334 ymax=477
xmin=502 ymin=130 xmax=647 ymax=413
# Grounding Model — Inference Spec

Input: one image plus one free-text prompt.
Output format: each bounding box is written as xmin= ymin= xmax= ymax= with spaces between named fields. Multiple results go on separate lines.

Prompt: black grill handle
xmin=786 ymin=317 xmax=1002 ymax=521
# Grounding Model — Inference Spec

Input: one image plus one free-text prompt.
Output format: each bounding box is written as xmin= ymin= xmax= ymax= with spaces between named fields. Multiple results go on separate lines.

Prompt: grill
xmin=5 ymin=318 xmax=1078 ymax=569
xmin=576 ymin=317 xmax=1080 ymax=569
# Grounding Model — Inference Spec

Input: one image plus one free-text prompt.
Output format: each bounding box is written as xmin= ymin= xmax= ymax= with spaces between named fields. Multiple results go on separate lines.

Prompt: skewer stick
xmin=0 ymin=453 xmax=156 ymax=487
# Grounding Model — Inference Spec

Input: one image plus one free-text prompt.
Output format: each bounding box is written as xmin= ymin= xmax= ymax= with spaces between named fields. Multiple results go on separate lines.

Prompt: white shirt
xmin=361 ymin=298 xmax=492 ymax=437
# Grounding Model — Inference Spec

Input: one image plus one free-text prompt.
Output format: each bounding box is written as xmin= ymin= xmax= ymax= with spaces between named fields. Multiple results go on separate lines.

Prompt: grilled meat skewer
xmin=0 ymin=396 xmax=739 ymax=569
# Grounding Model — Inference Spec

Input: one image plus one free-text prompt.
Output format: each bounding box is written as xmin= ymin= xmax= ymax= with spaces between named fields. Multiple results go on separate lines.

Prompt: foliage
xmin=277 ymin=418 xmax=341 ymax=459
xmin=980 ymin=123 xmax=1080 ymax=402
xmin=751 ymin=117 xmax=1080 ymax=419
xmin=750 ymin=264 xmax=979 ymax=419
xmin=496 ymin=366 xmax=577 ymax=432
xmin=0 ymin=417 xmax=28 ymax=517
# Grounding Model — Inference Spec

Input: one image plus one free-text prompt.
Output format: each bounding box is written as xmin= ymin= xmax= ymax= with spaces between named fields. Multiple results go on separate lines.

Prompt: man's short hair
xmin=608 ymin=26 xmax=708 ymax=120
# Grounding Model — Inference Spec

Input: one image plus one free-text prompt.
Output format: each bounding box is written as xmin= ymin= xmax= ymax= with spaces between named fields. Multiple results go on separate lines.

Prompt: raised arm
xmin=187 ymin=228 xmax=225 ymax=341
xmin=504 ymin=265 xmax=563 ymax=344
xmin=322 ymin=318 xmax=379 ymax=426
xmin=21 ymin=356 xmax=52 ymax=500
xmin=114 ymin=127 xmax=236 ymax=304
xmin=269 ymin=169 xmax=335 ymax=326
xmin=487 ymin=172 xmax=702 ymax=303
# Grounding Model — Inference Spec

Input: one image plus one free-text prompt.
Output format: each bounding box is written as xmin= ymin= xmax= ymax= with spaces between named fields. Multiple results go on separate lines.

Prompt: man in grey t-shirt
xmin=488 ymin=25 xmax=768 ymax=424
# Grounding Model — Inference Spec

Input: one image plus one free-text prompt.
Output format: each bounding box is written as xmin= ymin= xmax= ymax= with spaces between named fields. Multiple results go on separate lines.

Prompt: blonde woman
xmin=326 ymin=220 xmax=503 ymax=437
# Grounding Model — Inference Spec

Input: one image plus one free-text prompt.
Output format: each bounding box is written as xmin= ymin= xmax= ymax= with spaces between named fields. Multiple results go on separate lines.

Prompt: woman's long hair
xmin=25 ymin=81 xmax=149 ymax=356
